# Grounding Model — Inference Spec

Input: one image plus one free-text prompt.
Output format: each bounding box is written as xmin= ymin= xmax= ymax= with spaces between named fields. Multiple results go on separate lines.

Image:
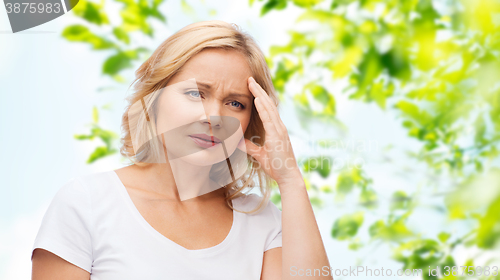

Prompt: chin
xmin=174 ymin=146 xmax=230 ymax=166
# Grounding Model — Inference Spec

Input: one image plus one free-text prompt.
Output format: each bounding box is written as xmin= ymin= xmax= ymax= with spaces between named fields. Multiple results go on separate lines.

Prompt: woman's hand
xmin=242 ymin=79 xmax=331 ymax=280
xmin=239 ymin=76 xmax=304 ymax=191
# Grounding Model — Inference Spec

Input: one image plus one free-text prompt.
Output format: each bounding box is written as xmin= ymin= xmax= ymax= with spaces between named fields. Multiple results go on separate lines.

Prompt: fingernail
xmin=249 ymin=77 xmax=255 ymax=83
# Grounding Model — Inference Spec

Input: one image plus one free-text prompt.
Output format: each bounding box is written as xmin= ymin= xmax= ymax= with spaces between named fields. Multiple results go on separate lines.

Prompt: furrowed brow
xmin=196 ymin=81 xmax=252 ymax=100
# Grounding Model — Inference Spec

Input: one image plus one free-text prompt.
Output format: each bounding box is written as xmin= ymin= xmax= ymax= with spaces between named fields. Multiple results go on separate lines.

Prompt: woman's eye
xmin=229 ymin=101 xmax=245 ymax=109
xmin=185 ymin=91 xmax=201 ymax=99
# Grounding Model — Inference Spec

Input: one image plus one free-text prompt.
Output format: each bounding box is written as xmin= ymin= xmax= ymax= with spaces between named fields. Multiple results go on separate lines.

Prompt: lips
xmin=189 ymin=133 xmax=222 ymax=149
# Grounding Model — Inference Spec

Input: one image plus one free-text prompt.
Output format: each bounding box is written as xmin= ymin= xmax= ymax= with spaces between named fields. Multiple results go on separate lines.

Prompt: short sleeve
xmin=264 ymin=200 xmax=282 ymax=252
xmin=31 ymin=177 xmax=93 ymax=273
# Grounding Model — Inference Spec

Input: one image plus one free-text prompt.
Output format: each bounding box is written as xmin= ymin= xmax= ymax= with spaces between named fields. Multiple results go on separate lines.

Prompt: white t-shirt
xmin=31 ymin=170 xmax=282 ymax=280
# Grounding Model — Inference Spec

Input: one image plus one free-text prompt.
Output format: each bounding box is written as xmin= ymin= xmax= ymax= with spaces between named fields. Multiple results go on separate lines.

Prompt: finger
xmin=254 ymin=97 xmax=279 ymax=136
xmin=248 ymin=79 xmax=284 ymax=133
xmin=248 ymin=77 xmax=286 ymax=133
xmin=250 ymin=77 xmax=279 ymax=113
xmin=248 ymin=77 xmax=278 ymax=114
xmin=248 ymin=77 xmax=280 ymax=117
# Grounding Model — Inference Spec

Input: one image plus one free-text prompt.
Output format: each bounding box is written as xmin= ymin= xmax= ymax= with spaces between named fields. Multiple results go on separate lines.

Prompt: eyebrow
xmin=227 ymin=93 xmax=253 ymax=101
xmin=196 ymin=81 xmax=253 ymax=101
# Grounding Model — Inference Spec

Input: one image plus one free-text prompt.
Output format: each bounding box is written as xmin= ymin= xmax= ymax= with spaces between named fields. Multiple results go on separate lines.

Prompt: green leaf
xmin=269 ymin=45 xmax=293 ymax=57
xmin=72 ymin=0 xmax=109 ymax=26
xmin=119 ymin=0 xmax=156 ymax=36
xmin=437 ymin=232 xmax=450 ymax=243
xmin=101 ymin=103 xmax=113 ymax=110
xmin=102 ymin=48 xmax=147 ymax=76
xmin=329 ymin=46 xmax=363 ymax=78
xmin=331 ymin=212 xmax=364 ymax=240
xmin=92 ymin=106 xmax=99 ymax=123
xmin=348 ymin=238 xmax=363 ymax=250
xmin=302 ymin=156 xmax=332 ymax=178
xmin=273 ymin=59 xmax=302 ymax=93
xmin=181 ymin=0 xmax=195 ymax=15
xmin=297 ymin=9 xmax=340 ymax=25
xmin=336 ymin=172 xmax=355 ymax=194
xmin=113 ymin=27 xmax=130 ymax=44
xmin=393 ymin=239 xmax=444 ymax=271
xmin=391 ymin=191 xmax=411 ymax=210
xmin=305 ymin=82 xmax=334 ymax=107
xmin=369 ymin=219 xmax=413 ymax=241
xmin=380 ymin=48 xmax=411 ymax=80
xmin=91 ymin=127 xmax=118 ymax=148
xmin=74 ymin=134 xmax=94 ymax=140
xmin=319 ymin=185 xmax=333 ymax=193
xmin=153 ymin=0 xmax=166 ymax=7
xmin=62 ymin=25 xmax=116 ymax=50
xmin=445 ymin=169 xmax=500 ymax=219
xmin=292 ymin=0 xmax=323 ymax=8
xmin=439 ymin=255 xmax=455 ymax=271
xmin=368 ymin=80 xmax=394 ymax=110
xmin=261 ymin=0 xmax=287 ymax=16
xmin=87 ymin=146 xmax=117 ymax=164
xmin=476 ymin=194 xmax=500 ymax=248
xmin=360 ymin=189 xmax=378 ymax=209
xmin=396 ymin=101 xmax=419 ymax=118
xmin=111 ymin=74 xmax=126 ymax=83
xmin=350 ymin=47 xmax=383 ymax=99
xmin=335 ymin=168 xmax=371 ymax=196
xmin=103 ymin=53 xmax=132 ymax=76
xmin=395 ymin=100 xmax=433 ymax=126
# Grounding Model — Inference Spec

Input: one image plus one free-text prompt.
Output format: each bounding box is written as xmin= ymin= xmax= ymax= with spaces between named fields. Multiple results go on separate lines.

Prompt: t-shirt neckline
xmin=109 ymin=169 xmax=241 ymax=257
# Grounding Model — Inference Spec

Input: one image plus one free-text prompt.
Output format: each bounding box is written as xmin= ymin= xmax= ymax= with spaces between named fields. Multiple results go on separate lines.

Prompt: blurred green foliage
xmin=63 ymin=0 xmax=500 ymax=278
xmin=62 ymin=0 xmax=165 ymax=81
xmin=73 ymin=106 xmax=118 ymax=163
xmin=64 ymin=0 xmax=166 ymax=162
xmin=258 ymin=0 xmax=500 ymax=277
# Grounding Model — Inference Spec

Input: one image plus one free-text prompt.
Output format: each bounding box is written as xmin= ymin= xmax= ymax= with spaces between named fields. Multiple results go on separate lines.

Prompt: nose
xmin=207 ymin=116 xmax=223 ymax=127
xmin=200 ymin=100 xmax=223 ymax=128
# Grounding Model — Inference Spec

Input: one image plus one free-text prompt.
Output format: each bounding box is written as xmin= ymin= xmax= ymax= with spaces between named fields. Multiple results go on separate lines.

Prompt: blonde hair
xmin=119 ymin=20 xmax=279 ymax=214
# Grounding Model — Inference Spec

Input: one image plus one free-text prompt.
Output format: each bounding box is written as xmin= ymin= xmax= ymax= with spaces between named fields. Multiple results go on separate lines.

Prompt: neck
xmin=137 ymin=158 xmax=225 ymax=202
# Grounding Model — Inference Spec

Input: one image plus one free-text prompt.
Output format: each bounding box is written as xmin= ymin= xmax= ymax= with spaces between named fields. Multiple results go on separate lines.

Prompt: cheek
xmin=155 ymin=94 xmax=205 ymax=134
xmin=238 ymin=112 xmax=252 ymax=134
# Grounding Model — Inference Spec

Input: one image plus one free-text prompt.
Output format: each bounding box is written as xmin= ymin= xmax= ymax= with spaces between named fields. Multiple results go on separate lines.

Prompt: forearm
xmin=280 ymin=181 xmax=332 ymax=279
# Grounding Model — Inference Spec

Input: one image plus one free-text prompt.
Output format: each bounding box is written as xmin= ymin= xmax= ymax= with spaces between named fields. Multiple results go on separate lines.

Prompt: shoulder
xmin=48 ymin=170 xmax=118 ymax=206
xmin=77 ymin=170 xmax=116 ymax=189
xmin=33 ymin=177 xmax=97 ymax=274
xmin=42 ymin=170 xmax=120 ymax=228
xmin=53 ymin=176 xmax=89 ymax=202
xmin=63 ymin=170 xmax=119 ymax=197
xmin=233 ymin=193 xmax=283 ymax=251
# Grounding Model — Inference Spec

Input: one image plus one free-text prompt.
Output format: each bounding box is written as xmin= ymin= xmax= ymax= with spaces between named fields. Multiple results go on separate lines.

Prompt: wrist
xmin=276 ymin=168 xmax=304 ymax=186
xmin=276 ymin=174 xmax=307 ymax=196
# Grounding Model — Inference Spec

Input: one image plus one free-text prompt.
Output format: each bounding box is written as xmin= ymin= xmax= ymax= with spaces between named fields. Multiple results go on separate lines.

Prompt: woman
xmin=31 ymin=20 xmax=331 ymax=280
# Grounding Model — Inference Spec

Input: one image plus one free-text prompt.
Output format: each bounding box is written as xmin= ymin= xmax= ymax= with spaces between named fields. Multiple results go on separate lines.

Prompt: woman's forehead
xmin=170 ymin=71 xmax=252 ymax=96
xmin=177 ymin=49 xmax=252 ymax=79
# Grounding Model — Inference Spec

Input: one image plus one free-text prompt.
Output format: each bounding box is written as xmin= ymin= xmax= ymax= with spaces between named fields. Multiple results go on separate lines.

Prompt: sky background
xmin=0 ymin=0 xmax=478 ymax=279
